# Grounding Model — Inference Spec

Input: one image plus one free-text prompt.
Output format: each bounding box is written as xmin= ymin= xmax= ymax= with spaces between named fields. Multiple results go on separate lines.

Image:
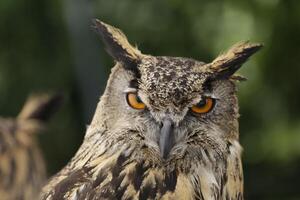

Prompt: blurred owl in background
xmin=41 ymin=20 xmax=262 ymax=200
xmin=0 ymin=94 xmax=62 ymax=200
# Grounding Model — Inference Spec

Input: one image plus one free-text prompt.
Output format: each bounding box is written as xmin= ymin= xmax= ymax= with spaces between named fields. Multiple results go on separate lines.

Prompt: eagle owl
xmin=41 ymin=20 xmax=262 ymax=200
xmin=0 ymin=94 xmax=62 ymax=200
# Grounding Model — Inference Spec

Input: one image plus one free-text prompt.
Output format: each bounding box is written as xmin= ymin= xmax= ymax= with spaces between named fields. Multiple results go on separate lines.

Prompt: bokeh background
xmin=1 ymin=0 xmax=300 ymax=199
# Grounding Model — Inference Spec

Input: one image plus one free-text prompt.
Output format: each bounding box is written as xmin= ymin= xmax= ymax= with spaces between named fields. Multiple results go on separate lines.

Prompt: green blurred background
xmin=0 ymin=0 xmax=300 ymax=199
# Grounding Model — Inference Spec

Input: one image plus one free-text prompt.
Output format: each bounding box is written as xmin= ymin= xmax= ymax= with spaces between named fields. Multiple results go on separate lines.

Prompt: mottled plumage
xmin=41 ymin=20 xmax=262 ymax=200
xmin=0 ymin=94 xmax=62 ymax=200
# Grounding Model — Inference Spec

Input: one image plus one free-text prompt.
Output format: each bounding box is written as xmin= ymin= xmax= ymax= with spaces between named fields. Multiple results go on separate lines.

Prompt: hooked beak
xmin=159 ymin=118 xmax=175 ymax=159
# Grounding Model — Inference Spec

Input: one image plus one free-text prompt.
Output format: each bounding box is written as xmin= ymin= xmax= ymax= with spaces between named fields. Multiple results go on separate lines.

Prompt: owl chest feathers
xmin=42 ymin=135 xmax=243 ymax=200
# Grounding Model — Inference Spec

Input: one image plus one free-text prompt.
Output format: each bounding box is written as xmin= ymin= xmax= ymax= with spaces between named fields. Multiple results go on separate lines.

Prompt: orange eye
xmin=126 ymin=93 xmax=146 ymax=110
xmin=191 ymin=97 xmax=215 ymax=114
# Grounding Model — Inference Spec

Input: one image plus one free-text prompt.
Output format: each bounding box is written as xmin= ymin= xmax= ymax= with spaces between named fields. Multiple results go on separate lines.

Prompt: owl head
xmin=0 ymin=94 xmax=62 ymax=155
xmin=91 ymin=20 xmax=262 ymax=162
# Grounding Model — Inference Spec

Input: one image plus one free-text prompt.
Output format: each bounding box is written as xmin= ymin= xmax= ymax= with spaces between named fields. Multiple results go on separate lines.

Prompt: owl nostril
xmin=159 ymin=122 xmax=163 ymax=129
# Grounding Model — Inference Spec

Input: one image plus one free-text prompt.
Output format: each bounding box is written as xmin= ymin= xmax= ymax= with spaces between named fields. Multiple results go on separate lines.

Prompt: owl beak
xmin=159 ymin=118 xmax=175 ymax=159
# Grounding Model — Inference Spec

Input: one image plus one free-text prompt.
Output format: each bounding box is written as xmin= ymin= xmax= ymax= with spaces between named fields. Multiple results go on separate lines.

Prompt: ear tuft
xmin=18 ymin=93 xmax=63 ymax=122
xmin=92 ymin=19 xmax=142 ymax=72
xmin=199 ymin=41 xmax=263 ymax=79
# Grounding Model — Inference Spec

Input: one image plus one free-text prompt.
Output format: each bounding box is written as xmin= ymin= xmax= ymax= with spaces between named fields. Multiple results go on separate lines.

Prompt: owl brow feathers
xmin=92 ymin=19 xmax=143 ymax=74
xmin=197 ymin=42 xmax=263 ymax=80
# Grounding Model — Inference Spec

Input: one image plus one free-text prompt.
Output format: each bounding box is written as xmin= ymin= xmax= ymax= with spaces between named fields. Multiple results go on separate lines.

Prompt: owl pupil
xmin=136 ymin=95 xmax=143 ymax=103
xmin=197 ymin=98 xmax=206 ymax=107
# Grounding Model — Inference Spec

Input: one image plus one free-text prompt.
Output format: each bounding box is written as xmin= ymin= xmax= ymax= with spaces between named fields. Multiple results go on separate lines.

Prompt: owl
xmin=41 ymin=20 xmax=262 ymax=200
xmin=0 ymin=94 xmax=62 ymax=200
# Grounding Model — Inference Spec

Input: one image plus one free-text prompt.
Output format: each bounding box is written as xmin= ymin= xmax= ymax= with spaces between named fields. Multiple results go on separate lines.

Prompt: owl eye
xmin=126 ymin=92 xmax=146 ymax=110
xmin=191 ymin=97 xmax=215 ymax=114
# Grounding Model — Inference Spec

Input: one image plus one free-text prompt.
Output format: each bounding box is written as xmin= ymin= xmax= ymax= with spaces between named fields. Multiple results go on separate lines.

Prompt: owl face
xmin=92 ymin=20 xmax=262 ymax=160
xmin=100 ymin=61 xmax=237 ymax=160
